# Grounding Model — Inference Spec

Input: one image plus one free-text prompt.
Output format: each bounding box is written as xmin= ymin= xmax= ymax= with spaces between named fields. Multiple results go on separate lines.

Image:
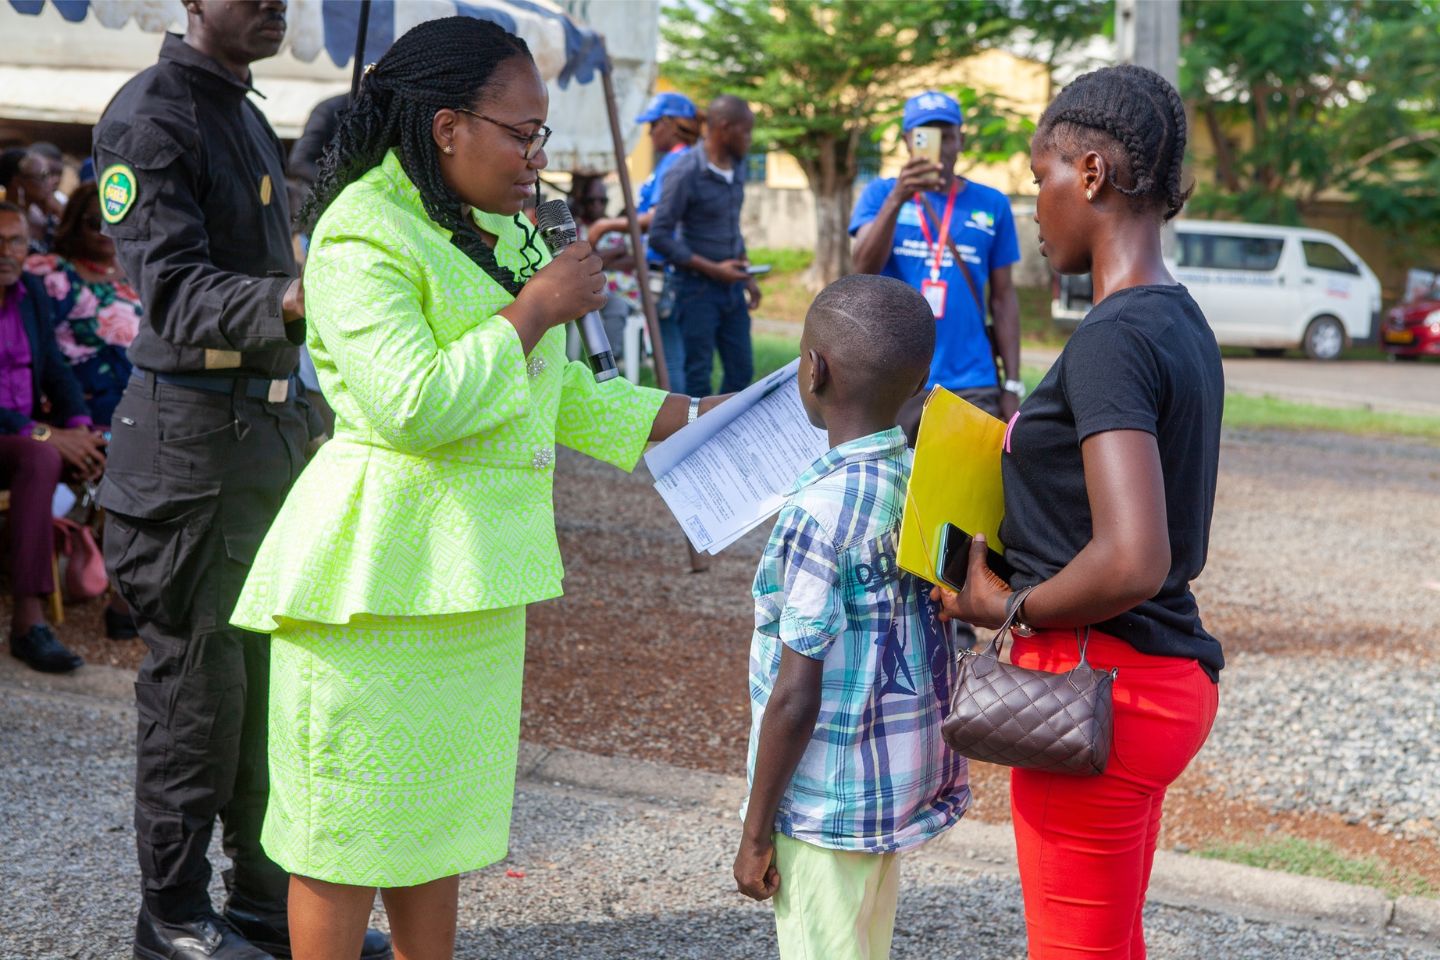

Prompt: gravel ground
xmin=3 ymin=682 xmax=1436 ymax=960
xmin=1192 ymin=428 xmax=1440 ymax=659
xmin=7 ymin=422 xmax=1439 ymax=921
xmin=1195 ymin=652 xmax=1440 ymax=841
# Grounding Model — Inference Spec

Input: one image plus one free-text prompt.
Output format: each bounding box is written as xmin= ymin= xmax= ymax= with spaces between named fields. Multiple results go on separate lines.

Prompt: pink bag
xmin=53 ymin=517 xmax=108 ymax=600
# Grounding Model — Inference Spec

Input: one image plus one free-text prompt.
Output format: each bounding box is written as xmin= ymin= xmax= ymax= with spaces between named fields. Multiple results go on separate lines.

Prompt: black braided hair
xmin=302 ymin=16 xmax=543 ymax=294
xmin=1035 ymin=65 xmax=1193 ymax=221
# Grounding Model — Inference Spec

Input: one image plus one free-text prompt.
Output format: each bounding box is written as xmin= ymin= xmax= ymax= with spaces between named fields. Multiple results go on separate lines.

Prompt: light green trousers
xmin=772 ymin=832 xmax=902 ymax=960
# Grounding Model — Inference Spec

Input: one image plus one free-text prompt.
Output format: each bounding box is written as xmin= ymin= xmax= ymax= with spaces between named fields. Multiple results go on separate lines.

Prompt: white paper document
xmin=645 ymin=358 xmax=830 ymax=554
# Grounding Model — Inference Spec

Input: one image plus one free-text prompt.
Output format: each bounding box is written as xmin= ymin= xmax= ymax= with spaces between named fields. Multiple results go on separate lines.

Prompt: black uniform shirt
xmin=93 ymin=33 xmax=302 ymax=379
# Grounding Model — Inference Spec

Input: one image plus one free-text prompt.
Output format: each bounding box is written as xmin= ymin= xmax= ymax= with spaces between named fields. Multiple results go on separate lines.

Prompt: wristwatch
xmin=686 ymin=396 xmax=702 ymax=425
xmin=1002 ymin=378 xmax=1027 ymax=399
xmin=28 ymin=423 xmax=52 ymax=442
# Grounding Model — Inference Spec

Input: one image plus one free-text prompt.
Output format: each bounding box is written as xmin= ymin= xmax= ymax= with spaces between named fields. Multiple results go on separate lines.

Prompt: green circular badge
xmin=99 ymin=164 xmax=137 ymax=224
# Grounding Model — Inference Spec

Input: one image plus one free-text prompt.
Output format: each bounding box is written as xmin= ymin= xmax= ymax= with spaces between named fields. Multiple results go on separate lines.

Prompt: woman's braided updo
xmin=1035 ymin=65 xmax=1193 ymax=221
xmin=302 ymin=16 xmax=542 ymax=294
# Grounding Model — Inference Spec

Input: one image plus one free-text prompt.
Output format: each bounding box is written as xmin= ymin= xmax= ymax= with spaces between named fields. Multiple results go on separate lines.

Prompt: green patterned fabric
xmin=262 ymin=609 xmax=526 ymax=886
xmin=231 ymin=149 xmax=668 ymax=633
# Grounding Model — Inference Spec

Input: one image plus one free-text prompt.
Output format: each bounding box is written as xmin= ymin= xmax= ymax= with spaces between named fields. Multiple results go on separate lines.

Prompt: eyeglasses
xmin=455 ymin=108 xmax=551 ymax=160
xmin=0 ymin=234 xmax=29 ymax=251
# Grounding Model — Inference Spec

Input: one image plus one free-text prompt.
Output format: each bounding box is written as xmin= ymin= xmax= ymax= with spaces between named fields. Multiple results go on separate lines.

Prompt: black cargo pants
xmin=100 ymin=373 xmax=308 ymax=923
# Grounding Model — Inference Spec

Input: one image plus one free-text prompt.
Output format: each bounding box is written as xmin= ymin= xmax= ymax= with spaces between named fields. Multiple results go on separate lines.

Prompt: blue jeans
xmin=673 ymin=271 xmax=753 ymax=397
xmin=651 ymin=264 xmax=687 ymax=393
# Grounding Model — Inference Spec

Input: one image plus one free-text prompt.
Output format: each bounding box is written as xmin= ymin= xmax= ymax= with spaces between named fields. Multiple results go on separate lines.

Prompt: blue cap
xmin=902 ymin=90 xmax=963 ymax=132
xmin=635 ymin=92 xmax=697 ymax=125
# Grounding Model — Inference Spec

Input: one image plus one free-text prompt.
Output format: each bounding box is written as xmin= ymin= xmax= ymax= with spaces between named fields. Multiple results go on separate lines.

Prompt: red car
xmin=1382 ymin=280 xmax=1440 ymax=359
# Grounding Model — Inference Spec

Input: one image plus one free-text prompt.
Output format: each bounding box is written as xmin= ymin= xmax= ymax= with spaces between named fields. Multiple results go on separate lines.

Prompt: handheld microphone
xmin=535 ymin=198 xmax=618 ymax=383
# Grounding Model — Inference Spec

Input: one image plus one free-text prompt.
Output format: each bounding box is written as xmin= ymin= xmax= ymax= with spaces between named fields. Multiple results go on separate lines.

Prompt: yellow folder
xmin=897 ymin=386 xmax=1007 ymax=583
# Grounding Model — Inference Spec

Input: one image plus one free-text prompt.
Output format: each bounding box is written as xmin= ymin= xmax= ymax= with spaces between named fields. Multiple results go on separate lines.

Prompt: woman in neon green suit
xmin=232 ymin=17 xmax=717 ymax=959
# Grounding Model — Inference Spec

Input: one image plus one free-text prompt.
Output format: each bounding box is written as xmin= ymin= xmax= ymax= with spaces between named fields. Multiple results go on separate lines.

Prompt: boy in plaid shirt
xmin=734 ymin=274 xmax=968 ymax=959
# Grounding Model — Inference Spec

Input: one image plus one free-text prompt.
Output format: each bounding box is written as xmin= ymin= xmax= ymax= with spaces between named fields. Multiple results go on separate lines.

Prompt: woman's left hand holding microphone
xmin=500 ymin=242 xmax=606 ymax=355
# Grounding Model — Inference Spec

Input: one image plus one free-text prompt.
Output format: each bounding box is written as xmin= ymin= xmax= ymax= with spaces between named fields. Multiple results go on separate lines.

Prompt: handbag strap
xmin=986 ymin=584 xmax=1036 ymax=658
xmin=990 ymin=586 xmax=1097 ymax=669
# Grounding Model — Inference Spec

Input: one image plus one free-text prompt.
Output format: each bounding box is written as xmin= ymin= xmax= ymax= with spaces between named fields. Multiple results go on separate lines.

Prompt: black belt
xmin=132 ymin=370 xmax=298 ymax=403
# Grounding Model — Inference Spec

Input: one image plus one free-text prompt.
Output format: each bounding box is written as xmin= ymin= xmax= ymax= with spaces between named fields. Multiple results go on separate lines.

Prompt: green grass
xmin=1222 ymin=392 xmax=1440 ymax=441
xmin=636 ymin=331 xmax=800 ymax=391
xmin=1198 ymin=837 xmax=1437 ymax=899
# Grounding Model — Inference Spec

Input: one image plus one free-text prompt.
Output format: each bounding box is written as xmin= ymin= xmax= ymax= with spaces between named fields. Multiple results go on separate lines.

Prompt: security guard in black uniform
xmin=93 ymin=3 xmax=389 ymax=958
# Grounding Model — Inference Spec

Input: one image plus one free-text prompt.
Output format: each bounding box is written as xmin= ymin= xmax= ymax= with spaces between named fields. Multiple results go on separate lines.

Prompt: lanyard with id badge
xmin=915 ymin=181 xmax=960 ymax=319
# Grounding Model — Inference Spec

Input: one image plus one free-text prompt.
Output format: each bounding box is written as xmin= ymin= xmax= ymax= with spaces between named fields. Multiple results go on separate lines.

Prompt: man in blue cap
xmin=850 ymin=89 xmax=1023 ymax=438
xmin=633 ymin=91 xmax=700 ymax=391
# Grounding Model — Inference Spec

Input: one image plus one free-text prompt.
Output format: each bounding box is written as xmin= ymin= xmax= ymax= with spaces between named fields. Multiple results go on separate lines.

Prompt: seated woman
xmin=24 ymin=181 xmax=142 ymax=427
xmin=1 ymin=201 xmax=104 ymax=672
xmin=570 ymin=174 xmax=640 ymax=358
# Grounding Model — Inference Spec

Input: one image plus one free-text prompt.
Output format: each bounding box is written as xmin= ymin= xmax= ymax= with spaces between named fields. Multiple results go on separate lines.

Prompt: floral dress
xmin=24 ymin=254 xmax=141 ymax=426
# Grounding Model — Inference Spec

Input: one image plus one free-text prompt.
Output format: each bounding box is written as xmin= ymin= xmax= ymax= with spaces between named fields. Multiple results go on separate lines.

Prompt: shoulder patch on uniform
xmin=99 ymin=165 xmax=138 ymax=224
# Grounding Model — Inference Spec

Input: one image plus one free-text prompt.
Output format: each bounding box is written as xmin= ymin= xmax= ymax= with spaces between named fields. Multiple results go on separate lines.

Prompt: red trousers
xmin=1009 ymin=628 xmax=1219 ymax=960
xmin=0 ymin=434 xmax=63 ymax=597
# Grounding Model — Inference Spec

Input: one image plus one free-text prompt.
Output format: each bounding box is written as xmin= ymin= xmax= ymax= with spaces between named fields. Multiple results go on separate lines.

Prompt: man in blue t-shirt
xmin=850 ymin=90 xmax=1023 ymax=438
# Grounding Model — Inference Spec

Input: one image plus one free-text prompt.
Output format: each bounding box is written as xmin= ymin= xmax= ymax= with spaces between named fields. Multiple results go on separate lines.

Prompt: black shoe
xmin=9 ymin=624 xmax=83 ymax=673
xmin=134 ymin=908 xmax=274 ymax=960
xmin=224 ymin=903 xmax=393 ymax=960
xmin=106 ymin=605 xmax=140 ymax=640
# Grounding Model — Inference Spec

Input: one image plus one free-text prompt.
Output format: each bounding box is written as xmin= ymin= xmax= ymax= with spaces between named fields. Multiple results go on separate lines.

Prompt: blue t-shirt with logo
xmin=849 ymin=178 xmax=1020 ymax=391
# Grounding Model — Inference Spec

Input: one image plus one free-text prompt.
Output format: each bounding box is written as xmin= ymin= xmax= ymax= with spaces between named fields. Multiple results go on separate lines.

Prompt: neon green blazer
xmin=232 ymin=150 xmax=667 ymax=632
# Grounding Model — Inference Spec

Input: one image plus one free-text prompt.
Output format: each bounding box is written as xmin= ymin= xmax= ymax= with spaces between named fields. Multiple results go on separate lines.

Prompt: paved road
xmin=3 ymin=661 xmax=1437 ymax=960
xmin=1025 ymin=347 xmax=1440 ymax=417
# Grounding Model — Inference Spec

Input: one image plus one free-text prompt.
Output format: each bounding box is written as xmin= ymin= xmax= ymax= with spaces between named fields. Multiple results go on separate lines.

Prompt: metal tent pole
xmin=598 ymin=38 xmax=670 ymax=393
xmin=349 ymin=0 xmax=373 ymax=100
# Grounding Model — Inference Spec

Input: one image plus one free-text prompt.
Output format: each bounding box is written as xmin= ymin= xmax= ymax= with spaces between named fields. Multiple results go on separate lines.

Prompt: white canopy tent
xmin=0 ymin=0 xmax=659 ymax=170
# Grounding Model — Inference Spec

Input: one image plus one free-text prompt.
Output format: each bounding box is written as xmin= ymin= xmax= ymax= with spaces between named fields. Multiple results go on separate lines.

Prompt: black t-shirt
xmin=1000 ymin=284 xmax=1225 ymax=680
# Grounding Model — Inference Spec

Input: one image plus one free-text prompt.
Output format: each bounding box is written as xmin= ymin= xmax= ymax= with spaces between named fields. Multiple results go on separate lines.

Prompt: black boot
xmin=223 ymin=900 xmax=393 ymax=960
xmin=10 ymin=624 xmax=83 ymax=673
xmin=134 ymin=907 xmax=274 ymax=960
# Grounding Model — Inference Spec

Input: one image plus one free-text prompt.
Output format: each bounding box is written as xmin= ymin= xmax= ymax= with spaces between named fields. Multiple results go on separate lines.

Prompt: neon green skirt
xmin=261 ymin=607 xmax=526 ymax=887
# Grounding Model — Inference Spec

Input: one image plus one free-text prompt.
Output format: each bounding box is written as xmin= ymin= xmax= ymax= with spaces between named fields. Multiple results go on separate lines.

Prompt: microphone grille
xmin=535 ymin=198 xmax=575 ymax=237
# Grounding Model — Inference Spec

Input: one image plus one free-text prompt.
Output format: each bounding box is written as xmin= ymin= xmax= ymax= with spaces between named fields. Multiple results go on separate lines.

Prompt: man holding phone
xmin=649 ymin=95 xmax=762 ymax=397
xmin=850 ymin=90 xmax=1023 ymax=439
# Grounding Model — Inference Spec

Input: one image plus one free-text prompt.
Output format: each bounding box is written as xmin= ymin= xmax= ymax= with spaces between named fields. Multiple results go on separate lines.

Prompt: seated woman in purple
xmin=1 ymin=201 xmax=104 ymax=672
xmin=24 ymin=182 xmax=141 ymax=426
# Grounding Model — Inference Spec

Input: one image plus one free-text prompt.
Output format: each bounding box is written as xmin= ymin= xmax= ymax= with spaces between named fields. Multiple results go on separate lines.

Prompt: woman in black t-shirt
xmin=934 ymin=65 xmax=1224 ymax=959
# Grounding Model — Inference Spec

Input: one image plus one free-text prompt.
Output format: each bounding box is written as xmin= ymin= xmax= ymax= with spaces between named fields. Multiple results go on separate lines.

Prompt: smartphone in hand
xmin=936 ymin=522 xmax=1014 ymax=592
xmin=912 ymin=127 xmax=942 ymax=165
xmin=745 ymin=264 xmax=772 ymax=276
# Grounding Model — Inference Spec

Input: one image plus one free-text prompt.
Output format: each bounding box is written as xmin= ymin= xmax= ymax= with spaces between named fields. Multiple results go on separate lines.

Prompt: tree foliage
xmin=661 ymin=0 xmax=1023 ymax=285
xmin=1182 ymin=0 xmax=1440 ymax=252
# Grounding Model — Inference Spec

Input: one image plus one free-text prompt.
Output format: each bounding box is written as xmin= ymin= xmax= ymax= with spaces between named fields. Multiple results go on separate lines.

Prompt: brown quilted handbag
xmin=941 ymin=588 xmax=1117 ymax=776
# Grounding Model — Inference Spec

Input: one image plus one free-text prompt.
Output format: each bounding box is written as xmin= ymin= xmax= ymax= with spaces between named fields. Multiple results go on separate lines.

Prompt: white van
xmin=1051 ymin=221 xmax=1382 ymax=360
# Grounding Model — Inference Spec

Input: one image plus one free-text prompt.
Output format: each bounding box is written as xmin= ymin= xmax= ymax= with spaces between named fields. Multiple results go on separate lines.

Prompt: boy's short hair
xmin=805 ymin=274 xmax=936 ymax=396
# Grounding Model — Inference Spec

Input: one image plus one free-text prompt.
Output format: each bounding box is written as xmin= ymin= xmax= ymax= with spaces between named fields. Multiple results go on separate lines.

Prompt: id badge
xmin=921 ymin=278 xmax=947 ymax=318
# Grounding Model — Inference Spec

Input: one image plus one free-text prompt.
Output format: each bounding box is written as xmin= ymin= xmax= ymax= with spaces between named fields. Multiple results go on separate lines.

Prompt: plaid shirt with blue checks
xmin=745 ymin=427 xmax=969 ymax=853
